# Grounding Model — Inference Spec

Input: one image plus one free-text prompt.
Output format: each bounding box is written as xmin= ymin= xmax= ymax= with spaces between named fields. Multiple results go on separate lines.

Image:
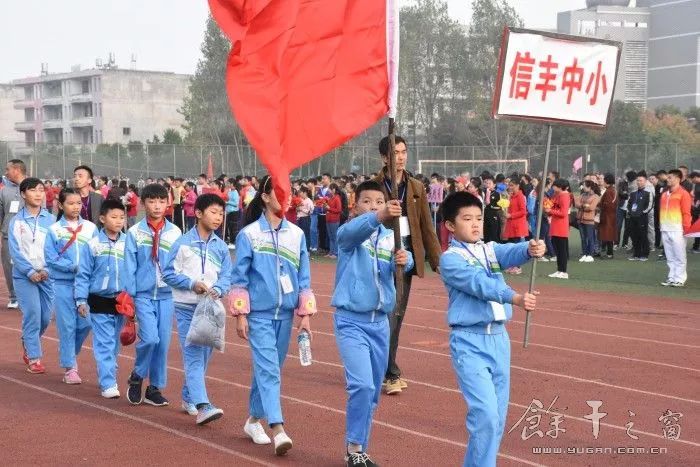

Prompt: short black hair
xmin=140 ymin=183 xmax=169 ymax=200
xmin=656 ymin=169 xmax=667 ymax=176
xmin=8 ymin=159 xmax=27 ymax=175
xmin=100 ymin=199 xmax=126 ymax=216
xmin=355 ymin=180 xmax=386 ymax=200
xmin=378 ymin=135 xmax=407 ymax=157
xmin=495 ymin=174 xmax=505 ymax=183
xmin=690 ymin=171 xmax=700 ymax=179
xmin=440 ymin=192 xmax=483 ymax=223
xmin=19 ymin=177 xmax=43 ymax=193
xmin=668 ymin=169 xmax=683 ymax=179
xmin=195 ymin=193 xmax=225 ymax=213
xmin=637 ymin=170 xmax=648 ymax=179
xmin=552 ymin=178 xmax=570 ymax=191
xmin=74 ymin=165 xmax=94 ymax=180
xmin=322 ymin=172 xmax=332 ymax=179
xmin=603 ymin=173 xmax=615 ymax=186
xmin=625 ymin=170 xmax=637 ymax=182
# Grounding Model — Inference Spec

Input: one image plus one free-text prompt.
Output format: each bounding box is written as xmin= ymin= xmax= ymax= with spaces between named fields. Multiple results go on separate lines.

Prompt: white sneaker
xmin=670 ymin=282 xmax=685 ymax=288
xmin=273 ymin=432 xmax=293 ymax=456
xmin=548 ymin=271 xmax=562 ymax=278
xmin=7 ymin=300 xmax=18 ymax=309
xmin=101 ymin=385 xmax=120 ymax=399
xmin=578 ymin=256 xmax=586 ymax=262
xmin=558 ymin=272 xmax=569 ymax=279
xmin=585 ymin=256 xmax=594 ymax=262
xmin=244 ymin=419 xmax=271 ymax=445
xmin=182 ymin=401 xmax=198 ymax=416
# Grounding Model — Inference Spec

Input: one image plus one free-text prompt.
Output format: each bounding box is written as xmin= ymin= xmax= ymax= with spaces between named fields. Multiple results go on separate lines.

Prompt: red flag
xmin=209 ymin=0 xmax=399 ymax=213
xmin=685 ymin=218 xmax=700 ymax=238
xmin=206 ymin=154 xmax=214 ymax=180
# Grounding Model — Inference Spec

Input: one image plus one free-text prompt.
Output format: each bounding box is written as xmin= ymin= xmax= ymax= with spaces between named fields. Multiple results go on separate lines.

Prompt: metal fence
xmin=1 ymin=141 xmax=698 ymax=181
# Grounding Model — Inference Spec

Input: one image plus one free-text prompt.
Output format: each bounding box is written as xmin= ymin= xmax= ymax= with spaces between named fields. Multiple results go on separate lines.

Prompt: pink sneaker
xmin=63 ymin=368 xmax=82 ymax=385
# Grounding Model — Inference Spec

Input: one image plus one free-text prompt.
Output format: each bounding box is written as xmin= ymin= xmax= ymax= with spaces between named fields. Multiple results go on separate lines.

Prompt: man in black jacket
xmin=628 ymin=172 xmax=652 ymax=261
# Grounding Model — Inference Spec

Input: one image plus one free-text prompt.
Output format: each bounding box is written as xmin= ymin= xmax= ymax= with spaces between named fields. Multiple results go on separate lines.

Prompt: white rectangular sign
xmin=493 ymin=28 xmax=621 ymax=128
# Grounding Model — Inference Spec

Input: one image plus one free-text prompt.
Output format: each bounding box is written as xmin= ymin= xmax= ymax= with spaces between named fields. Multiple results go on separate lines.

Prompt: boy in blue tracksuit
xmin=124 ymin=184 xmax=182 ymax=406
xmin=230 ymin=175 xmax=315 ymax=456
xmin=331 ymin=181 xmax=413 ymax=467
xmin=45 ymin=188 xmax=98 ymax=384
xmin=439 ymin=192 xmax=544 ymax=467
xmin=162 ymin=194 xmax=232 ymax=426
xmin=9 ymin=177 xmax=55 ymax=374
xmin=75 ymin=199 xmax=128 ymax=399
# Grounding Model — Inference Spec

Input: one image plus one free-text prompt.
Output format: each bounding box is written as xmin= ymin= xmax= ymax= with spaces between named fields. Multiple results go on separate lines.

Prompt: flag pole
xmin=523 ymin=123 xmax=553 ymax=348
xmin=388 ymin=117 xmax=404 ymax=300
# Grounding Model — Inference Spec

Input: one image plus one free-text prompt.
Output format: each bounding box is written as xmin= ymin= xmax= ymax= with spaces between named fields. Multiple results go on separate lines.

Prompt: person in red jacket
xmin=324 ymin=183 xmax=343 ymax=258
xmin=503 ymin=180 xmax=528 ymax=274
xmin=545 ymin=178 xmax=572 ymax=279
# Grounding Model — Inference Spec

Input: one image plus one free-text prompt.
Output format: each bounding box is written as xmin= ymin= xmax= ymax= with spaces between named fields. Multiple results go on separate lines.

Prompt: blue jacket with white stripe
xmin=331 ymin=212 xmax=414 ymax=322
xmin=440 ymin=239 xmax=530 ymax=328
xmin=123 ymin=218 xmax=181 ymax=300
xmin=75 ymin=230 xmax=127 ymax=304
xmin=44 ymin=217 xmax=98 ymax=283
xmin=162 ymin=226 xmax=233 ymax=304
xmin=231 ymin=214 xmax=310 ymax=320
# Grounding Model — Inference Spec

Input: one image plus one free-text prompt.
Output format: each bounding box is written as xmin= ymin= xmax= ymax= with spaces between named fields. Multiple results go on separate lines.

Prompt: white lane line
xmin=0 ymin=325 xmax=542 ymax=467
xmin=309 ymin=308 xmax=700 ymax=372
xmin=0 ymin=374 xmax=273 ymax=466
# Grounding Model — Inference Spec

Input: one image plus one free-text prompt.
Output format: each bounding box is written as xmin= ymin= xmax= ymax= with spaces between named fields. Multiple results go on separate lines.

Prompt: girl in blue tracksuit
xmin=331 ymin=181 xmax=414 ymax=466
xmin=439 ymin=192 xmax=543 ymax=467
xmin=162 ymin=193 xmax=232 ymax=426
xmin=124 ymin=183 xmax=182 ymax=407
xmin=75 ymin=199 xmax=128 ymax=399
xmin=231 ymin=175 xmax=314 ymax=457
xmin=9 ymin=177 xmax=55 ymax=374
xmin=45 ymin=188 xmax=98 ymax=384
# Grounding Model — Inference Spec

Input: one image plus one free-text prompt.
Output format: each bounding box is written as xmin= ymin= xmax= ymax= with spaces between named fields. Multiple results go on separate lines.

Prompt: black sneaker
xmin=345 ymin=452 xmax=378 ymax=467
xmin=144 ymin=385 xmax=169 ymax=406
xmin=127 ymin=371 xmax=143 ymax=405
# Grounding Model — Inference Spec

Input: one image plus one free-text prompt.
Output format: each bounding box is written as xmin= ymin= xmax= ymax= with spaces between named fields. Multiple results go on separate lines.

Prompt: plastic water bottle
xmin=298 ymin=330 xmax=312 ymax=366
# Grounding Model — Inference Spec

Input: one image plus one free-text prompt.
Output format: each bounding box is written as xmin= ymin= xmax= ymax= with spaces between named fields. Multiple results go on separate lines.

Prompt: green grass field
xmin=313 ymin=228 xmax=700 ymax=300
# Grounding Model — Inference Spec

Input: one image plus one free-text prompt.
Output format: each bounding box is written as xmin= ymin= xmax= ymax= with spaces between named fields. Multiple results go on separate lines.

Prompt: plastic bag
xmin=186 ymin=295 xmax=226 ymax=351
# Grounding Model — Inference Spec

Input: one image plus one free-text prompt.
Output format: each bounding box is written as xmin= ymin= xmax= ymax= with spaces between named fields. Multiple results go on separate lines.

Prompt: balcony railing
xmin=14 ymin=121 xmax=36 ymax=131
xmin=43 ymin=119 xmax=63 ymax=129
xmin=70 ymin=93 xmax=93 ymax=102
xmin=13 ymin=99 xmax=35 ymax=109
xmin=70 ymin=116 xmax=94 ymax=127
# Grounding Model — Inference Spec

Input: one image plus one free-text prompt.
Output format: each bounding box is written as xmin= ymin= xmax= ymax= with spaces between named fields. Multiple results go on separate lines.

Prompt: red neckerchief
xmin=59 ymin=223 xmax=83 ymax=256
xmin=147 ymin=219 xmax=165 ymax=262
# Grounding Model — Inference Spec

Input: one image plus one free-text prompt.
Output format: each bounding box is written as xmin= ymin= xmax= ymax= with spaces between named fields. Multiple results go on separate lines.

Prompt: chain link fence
xmin=1 ymin=141 xmax=697 ymax=181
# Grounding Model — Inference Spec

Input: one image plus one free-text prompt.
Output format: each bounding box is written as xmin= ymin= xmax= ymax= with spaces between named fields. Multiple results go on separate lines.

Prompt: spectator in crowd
xmin=126 ymin=184 xmax=139 ymax=228
xmin=482 ymin=175 xmax=501 ymax=244
xmin=225 ymin=178 xmax=240 ymax=246
xmin=679 ymin=165 xmax=693 ymax=193
xmin=324 ymin=183 xmax=342 ymax=259
xmin=576 ymin=180 xmax=600 ymax=263
xmin=0 ymin=159 xmax=27 ymax=308
xmin=598 ymin=174 xmax=618 ymax=259
xmin=73 ymin=165 xmax=103 ymax=227
xmin=183 ymin=181 xmax=197 ymax=230
xmin=691 ymin=171 xmax=700 ymax=254
xmin=296 ymin=186 xmax=314 ymax=251
xmin=546 ymin=178 xmax=571 ymax=279
xmin=628 ymin=172 xmax=652 ymax=261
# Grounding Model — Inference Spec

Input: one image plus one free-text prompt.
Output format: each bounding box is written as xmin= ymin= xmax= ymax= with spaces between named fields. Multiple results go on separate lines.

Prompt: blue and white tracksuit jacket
xmin=162 ymin=227 xmax=233 ymax=407
xmin=331 ymin=211 xmax=414 ymax=450
xmin=440 ymin=239 xmax=531 ymax=467
xmin=44 ymin=217 xmax=98 ymax=369
xmin=124 ymin=218 xmax=181 ymax=387
xmin=8 ymin=208 xmax=55 ymax=360
xmin=232 ymin=213 xmax=310 ymax=425
xmin=75 ymin=230 xmax=127 ymax=390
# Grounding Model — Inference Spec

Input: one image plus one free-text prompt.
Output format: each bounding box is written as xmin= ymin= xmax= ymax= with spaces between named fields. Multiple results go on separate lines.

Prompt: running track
xmin=0 ymin=262 xmax=697 ymax=466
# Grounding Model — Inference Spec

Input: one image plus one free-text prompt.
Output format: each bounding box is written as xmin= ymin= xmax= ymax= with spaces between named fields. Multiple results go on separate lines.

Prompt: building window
xmin=123 ymin=127 xmax=131 ymax=136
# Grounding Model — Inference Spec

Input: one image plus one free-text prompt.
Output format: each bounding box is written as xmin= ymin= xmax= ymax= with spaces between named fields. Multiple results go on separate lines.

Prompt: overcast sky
xmin=0 ymin=0 xmax=587 ymax=83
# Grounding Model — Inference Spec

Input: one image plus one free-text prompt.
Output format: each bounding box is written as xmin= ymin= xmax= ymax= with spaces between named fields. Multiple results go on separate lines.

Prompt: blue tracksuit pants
xmin=54 ymin=280 xmax=92 ymax=369
xmin=133 ymin=296 xmax=174 ymax=388
xmin=15 ymin=277 xmax=53 ymax=360
xmin=450 ymin=325 xmax=510 ymax=467
xmin=334 ymin=313 xmax=389 ymax=450
xmin=91 ymin=312 xmax=124 ymax=390
xmin=175 ymin=303 xmax=214 ymax=406
xmin=247 ymin=315 xmax=292 ymax=425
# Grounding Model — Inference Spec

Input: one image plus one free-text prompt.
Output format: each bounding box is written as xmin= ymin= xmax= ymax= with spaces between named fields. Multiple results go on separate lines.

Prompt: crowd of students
xmin=0 ymin=141 xmax=696 ymax=466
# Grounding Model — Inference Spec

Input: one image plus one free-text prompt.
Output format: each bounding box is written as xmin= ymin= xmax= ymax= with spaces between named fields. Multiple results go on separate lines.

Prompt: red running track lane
xmin=0 ymin=261 xmax=697 ymax=466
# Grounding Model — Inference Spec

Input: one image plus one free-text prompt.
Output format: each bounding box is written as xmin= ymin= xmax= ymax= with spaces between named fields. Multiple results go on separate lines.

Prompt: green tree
xmin=163 ymin=128 xmax=183 ymax=145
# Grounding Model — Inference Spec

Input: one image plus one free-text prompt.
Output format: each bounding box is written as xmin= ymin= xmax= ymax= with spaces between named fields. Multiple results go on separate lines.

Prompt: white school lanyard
xmin=371 ymin=232 xmax=381 ymax=276
xmin=383 ymin=178 xmax=407 ymax=203
xmin=458 ymin=242 xmax=493 ymax=277
xmin=194 ymin=229 xmax=210 ymax=278
xmin=270 ymin=225 xmax=282 ymax=269
xmin=22 ymin=208 xmax=39 ymax=243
